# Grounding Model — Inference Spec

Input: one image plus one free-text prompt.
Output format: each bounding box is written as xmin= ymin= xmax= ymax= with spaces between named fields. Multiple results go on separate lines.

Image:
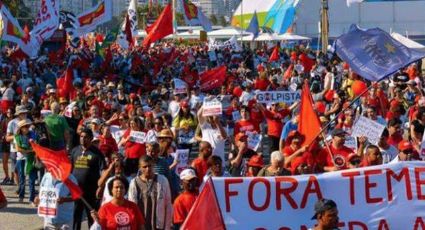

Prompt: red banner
xmin=200 ymin=66 xmax=227 ymax=92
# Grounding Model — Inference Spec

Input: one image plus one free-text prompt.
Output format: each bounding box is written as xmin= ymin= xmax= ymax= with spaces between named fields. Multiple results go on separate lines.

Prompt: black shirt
xmin=71 ymin=145 xmax=106 ymax=195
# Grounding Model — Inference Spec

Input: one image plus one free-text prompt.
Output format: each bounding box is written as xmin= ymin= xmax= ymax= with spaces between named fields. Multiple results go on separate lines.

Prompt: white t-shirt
xmin=200 ymin=122 xmax=226 ymax=161
xmin=379 ymin=145 xmax=399 ymax=164
xmin=7 ymin=118 xmax=20 ymax=153
xmin=2 ymin=87 xmax=14 ymax=101
xmin=168 ymin=100 xmax=181 ymax=119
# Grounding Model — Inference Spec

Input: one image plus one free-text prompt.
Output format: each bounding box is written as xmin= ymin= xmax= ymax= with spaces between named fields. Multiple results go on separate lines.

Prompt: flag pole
xmin=172 ymin=0 xmax=177 ymax=37
xmin=240 ymin=0 xmax=243 ymax=46
xmin=320 ymin=0 xmax=329 ymax=54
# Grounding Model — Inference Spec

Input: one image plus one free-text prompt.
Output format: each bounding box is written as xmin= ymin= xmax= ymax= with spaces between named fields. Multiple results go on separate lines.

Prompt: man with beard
xmin=310 ymin=199 xmax=340 ymax=230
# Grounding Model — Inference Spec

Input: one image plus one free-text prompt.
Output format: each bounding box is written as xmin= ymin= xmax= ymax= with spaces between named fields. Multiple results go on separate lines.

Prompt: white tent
xmin=176 ymin=30 xmax=201 ymax=39
xmin=239 ymin=32 xmax=282 ymax=41
xmin=278 ymin=33 xmax=311 ymax=41
xmin=391 ymin=32 xmax=425 ymax=51
xmin=207 ymin=27 xmax=250 ymax=39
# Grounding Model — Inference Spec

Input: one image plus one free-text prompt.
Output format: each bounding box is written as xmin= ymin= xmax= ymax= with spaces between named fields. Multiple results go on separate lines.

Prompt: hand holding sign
xmin=203 ymin=98 xmax=223 ymax=117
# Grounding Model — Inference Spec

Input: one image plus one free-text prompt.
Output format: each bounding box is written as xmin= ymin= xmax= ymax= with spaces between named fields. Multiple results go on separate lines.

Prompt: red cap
xmin=247 ymin=155 xmax=264 ymax=168
xmin=398 ymin=140 xmax=413 ymax=152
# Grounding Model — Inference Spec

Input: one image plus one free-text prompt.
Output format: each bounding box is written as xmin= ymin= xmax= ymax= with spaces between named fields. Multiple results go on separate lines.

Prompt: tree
xmin=210 ymin=15 xmax=218 ymax=25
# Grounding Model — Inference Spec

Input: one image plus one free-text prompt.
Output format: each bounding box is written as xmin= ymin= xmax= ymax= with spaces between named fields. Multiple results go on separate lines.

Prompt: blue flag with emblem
xmin=335 ymin=25 xmax=425 ymax=82
xmin=246 ymin=11 xmax=259 ymax=40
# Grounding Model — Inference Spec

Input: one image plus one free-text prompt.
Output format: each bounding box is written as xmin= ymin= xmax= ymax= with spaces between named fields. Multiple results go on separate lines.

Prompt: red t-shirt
xmin=123 ymin=129 xmax=146 ymax=159
xmin=249 ymin=108 xmax=263 ymax=131
xmin=387 ymin=133 xmax=403 ymax=147
xmin=254 ymin=78 xmax=270 ymax=91
xmin=98 ymin=135 xmax=119 ymax=159
xmin=325 ymin=143 xmax=354 ymax=170
xmin=263 ymin=109 xmax=290 ymax=138
xmin=234 ymin=120 xmax=257 ymax=135
xmin=191 ymin=158 xmax=209 ymax=184
xmin=173 ymin=191 xmax=198 ymax=224
xmin=303 ymin=150 xmax=328 ymax=173
xmin=98 ymin=200 xmax=145 ymax=230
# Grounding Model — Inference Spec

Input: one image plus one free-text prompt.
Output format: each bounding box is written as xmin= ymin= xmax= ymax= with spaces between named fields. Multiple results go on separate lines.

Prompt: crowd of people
xmin=0 ymin=38 xmax=423 ymax=230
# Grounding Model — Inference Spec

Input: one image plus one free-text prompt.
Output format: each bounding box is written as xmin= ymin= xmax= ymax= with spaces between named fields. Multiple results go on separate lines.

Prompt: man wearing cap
xmin=310 ymin=199 xmax=340 ymax=230
xmin=44 ymin=102 xmax=71 ymax=151
xmin=390 ymin=140 xmax=420 ymax=163
xmin=173 ymin=168 xmax=198 ymax=229
xmin=228 ymin=132 xmax=258 ymax=177
xmin=324 ymin=129 xmax=356 ymax=172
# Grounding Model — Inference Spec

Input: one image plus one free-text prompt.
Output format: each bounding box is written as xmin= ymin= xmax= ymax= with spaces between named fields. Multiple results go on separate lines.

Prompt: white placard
xmin=232 ymin=111 xmax=241 ymax=122
xmin=110 ymin=125 xmax=124 ymax=143
xmin=345 ymin=136 xmax=357 ymax=150
xmin=37 ymin=187 xmax=57 ymax=218
xmin=255 ymin=90 xmax=301 ymax=105
xmin=203 ymin=99 xmax=223 ymax=117
xmin=130 ymin=131 xmax=146 ymax=144
xmin=352 ymin=116 xmax=386 ymax=145
xmin=64 ymin=102 xmax=77 ymax=118
xmin=173 ymin=78 xmax=188 ymax=95
xmin=171 ymin=149 xmax=190 ymax=175
xmin=247 ymin=132 xmax=262 ymax=151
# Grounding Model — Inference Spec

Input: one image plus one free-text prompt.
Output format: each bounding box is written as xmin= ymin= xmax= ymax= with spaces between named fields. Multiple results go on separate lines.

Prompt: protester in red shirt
xmin=173 ymin=168 xmax=199 ymax=229
xmin=118 ymin=117 xmax=146 ymax=176
xmin=359 ymin=145 xmax=383 ymax=167
xmin=282 ymin=130 xmax=308 ymax=169
xmin=302 ymin=140 xmax=329 ymax=173
xmin=98 ymin=125 xmax=119 ymax=165
xmin=387 ymin=118 xmax=403 ymax=147
xmin=324 ymin=129 xmax=356 ymax=172
xmin=234 ymin=106 xmax=258 ymax=135
xmin=246 ymin=155 xmax=264 ymax=177
xmin=92 ymin=175 xmax=145 ymax=230
xmin=258 ymin=102 xmax=297 ymax=152
xmin=191 ymin=141 xmax=212 ymax=185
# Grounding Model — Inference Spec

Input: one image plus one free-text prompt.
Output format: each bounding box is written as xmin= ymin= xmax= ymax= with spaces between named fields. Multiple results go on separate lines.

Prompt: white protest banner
xmin=203 ymin=98 xmax=222 ymax=117
xmin=130 ymin=131 xmax=146 ymax=144
xmin=184 ymin=162 xmax=425 ymax=229
xmin=110 ymin=125 xmax=124 ymax=143
xmin=173 ymin=78 xmax=188 ymax=95
xmin=352 ymin=116 xmax=386 ymax=145
xmin=255 ymin=90 xmax=301 ymax=105
xmin=40 ymin=109 xmax=52 ymax=118
xmin=247 ymin=132 xmax=262 ymax=151
xmin=232 ymin=111 xmax=241 ymax=122
xmin=37 ymin=187 xmax=57 ymax=218
xmin=171 ymin=149 xmax=190 ymax=175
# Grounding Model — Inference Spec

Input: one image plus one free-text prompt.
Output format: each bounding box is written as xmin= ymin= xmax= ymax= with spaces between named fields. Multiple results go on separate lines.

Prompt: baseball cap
xmin=398 ymin=140 xmax=413 ymax=152
xmin=311 ymin=199 xmax=338 ymax=220
xmin=179 ymin=168 xmax=197 ymax=181
xmin=247 ymin=155 xmax=264 ymax=168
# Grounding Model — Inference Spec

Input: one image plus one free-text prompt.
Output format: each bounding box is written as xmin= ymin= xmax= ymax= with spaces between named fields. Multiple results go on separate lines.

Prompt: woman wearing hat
xmin=282 ymin=130 xmax=308 ymax=169
xmin=15 ymin=119 xmax=37 ymax=205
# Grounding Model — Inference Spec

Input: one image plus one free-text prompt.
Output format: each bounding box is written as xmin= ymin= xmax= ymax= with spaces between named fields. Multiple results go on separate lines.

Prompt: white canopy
xmin=278 ymin=33 xmax=311 ymax=41
xmin=391 ymin=32 xmax=425 ymax=50
xmin=239 ymin=32 xmax=282 ymax=41
xmin=207 ymin=27 xmax=250 ymax=39
xmin=176 ymin=30 xmax=201 ymax=39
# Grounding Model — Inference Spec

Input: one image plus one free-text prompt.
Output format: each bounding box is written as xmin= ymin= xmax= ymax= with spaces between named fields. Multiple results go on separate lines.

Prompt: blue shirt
xmin=40 ymin=173 xmax=77 ymax=225
xmin=280 ymin=120 xmax=298 ymax=140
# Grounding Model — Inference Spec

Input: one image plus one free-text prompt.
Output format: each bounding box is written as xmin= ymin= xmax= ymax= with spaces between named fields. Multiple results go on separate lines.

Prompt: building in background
xmin=23 ymin=0 xmax=96 ymax=18
xmin=223 ymin=0 xmax=240 ymax=22
xmin=199 ymin=0 xmax=225 ymax=18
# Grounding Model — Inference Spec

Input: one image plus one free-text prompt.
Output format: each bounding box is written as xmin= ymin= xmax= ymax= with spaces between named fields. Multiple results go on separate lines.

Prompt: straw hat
xmin=157 ymin=129 xmax=173 ymax=138
xmin=17 ymin=119 xmax=32 ymax=129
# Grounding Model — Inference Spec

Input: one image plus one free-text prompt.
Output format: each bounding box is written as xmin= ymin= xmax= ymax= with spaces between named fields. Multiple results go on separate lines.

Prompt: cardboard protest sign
xmin=247 ymin=132 xmax=262 ymax=151
xmin=110 ymin=125 xmax=124 ymax=144
xmin=184 ymin=162 xmax=425 ymax=229
xmin=352 ymin=116 xmax=385 ymax=145
xmin=130 ymin=131 xmax=147 ymax=144
xmin=203 ymin=98 xmax=223 ymax=117
xmin=38 ymin=187 xmax=58 ymax=218
xmin=255 ymin=90 xmax=301 ymax=105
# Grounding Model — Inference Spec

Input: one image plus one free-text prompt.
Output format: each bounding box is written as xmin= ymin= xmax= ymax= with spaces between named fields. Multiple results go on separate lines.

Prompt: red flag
xmin=31 ymin=142 xmax=83 ymax=199
xmin=30 ymin=142 xmax=71 ymax=181
xmin=124 ymin=14 xmax=134 ymax=47
xmin=143 ymin=3 xmax=173 ymax=48
xmin=269 ymin=46 xmax=279 ymax=62
xmin=200 ymin=66 xmax=227 ymax=92
xmin=9 ymin=48 xmax=28 ymax=61
xmin=298 ymin=83 xmax=322 ymax=146
xmin=181 ymin=180 xmax=225 ymax=230
xmin=56 ymin=66 xmax=73 ymax=98
xmin=283 ymin=64 xmax=294 ymax=80
xmin=299 ymin=53 xmax=315 ymax=73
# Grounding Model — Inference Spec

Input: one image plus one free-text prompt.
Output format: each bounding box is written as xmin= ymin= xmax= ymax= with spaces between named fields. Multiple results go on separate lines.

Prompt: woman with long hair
xmin=118 ymin=117 xmax=146 ymax=176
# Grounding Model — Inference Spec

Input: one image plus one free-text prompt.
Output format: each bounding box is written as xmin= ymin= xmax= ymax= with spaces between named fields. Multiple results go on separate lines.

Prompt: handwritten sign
xmin=247 ymin=132 xmax=262 ymax=151
xmin=38 ymin=187 xmax=57 ymax=218
xmin=352 ymin=116 xmax=385 ymax=145
xmin=345 ymin=136 xmax=357 ymax=150
xmin=255 ymin=90 xmax=301 ymax=105
xmin=130 ymin=131 xmax=147 ymax=144
xmin=171 ymin=149 xmax=190 ymax=175
xmin=203 ymin=99 xmax=223 ymax=117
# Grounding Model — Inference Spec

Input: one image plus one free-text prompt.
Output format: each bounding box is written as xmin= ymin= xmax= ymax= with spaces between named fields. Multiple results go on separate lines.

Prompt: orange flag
xmin=298 ymin=83 xmax=322 ymax=146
